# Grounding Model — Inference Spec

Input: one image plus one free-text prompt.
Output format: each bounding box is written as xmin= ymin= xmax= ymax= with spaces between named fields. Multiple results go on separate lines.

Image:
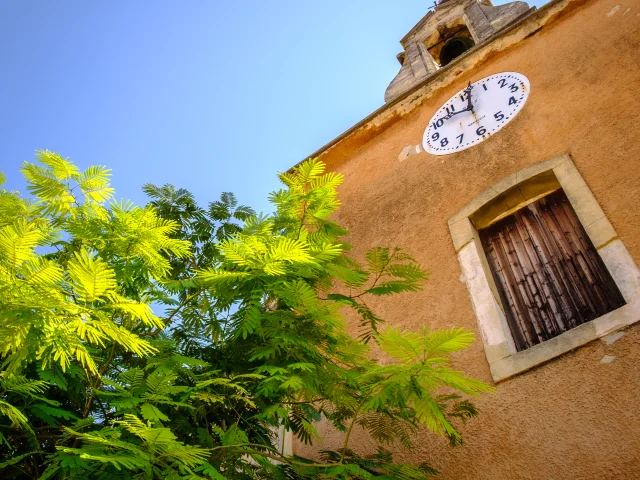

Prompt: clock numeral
xmin=426 ymin=74 xmax=527 ymax=151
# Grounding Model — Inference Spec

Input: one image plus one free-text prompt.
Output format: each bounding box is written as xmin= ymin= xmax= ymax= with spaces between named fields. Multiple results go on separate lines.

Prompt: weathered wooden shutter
xmin=480 ymin=189 xmax=625 ymax=351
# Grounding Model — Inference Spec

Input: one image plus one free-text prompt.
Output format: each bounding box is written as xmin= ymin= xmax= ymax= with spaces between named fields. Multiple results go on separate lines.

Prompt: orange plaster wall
xmin=294 ymin=0 xmax=640 ymax=477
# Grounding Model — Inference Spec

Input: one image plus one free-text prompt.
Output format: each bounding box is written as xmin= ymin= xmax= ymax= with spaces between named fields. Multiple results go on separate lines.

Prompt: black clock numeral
xmin=440 ymin=138 xmax=449 ymax=147
xmin=509 ymin=83 xmax=519 ymax=93
xmin=494 ymin=111 xmax=505 ymax=121
xmin=446 ymin=105 xmax=456 ymax=115
xmin=456 ymin=134 xmax=464 ymax=145
xmin=432 ymin=132 xmax=440 ymax=141
xmin=476 ymin=126 xmax=487 ymax=136
xmin=498 ymin=78 xmax=507 ymax=88
xmin=509 ymin=96 xmax=518 ymax=105
xmin=433 ymin=118 xmax=444 ymax=129
xmin=482 ymin=84 xmax=488 ymax=91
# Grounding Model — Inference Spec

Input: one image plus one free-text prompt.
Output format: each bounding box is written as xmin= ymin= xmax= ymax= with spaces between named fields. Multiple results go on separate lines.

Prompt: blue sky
xmin=0 ymin=0 xmax=544 ymax=213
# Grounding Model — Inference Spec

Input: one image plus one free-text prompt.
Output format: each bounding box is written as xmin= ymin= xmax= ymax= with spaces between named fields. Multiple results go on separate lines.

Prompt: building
xmin=293 ymin=0 xmax=640 ymax=477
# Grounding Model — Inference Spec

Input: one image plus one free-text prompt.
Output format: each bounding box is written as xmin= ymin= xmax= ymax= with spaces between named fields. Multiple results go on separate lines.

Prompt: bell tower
xmin=385 ymin=0 xmax=533 ymax=102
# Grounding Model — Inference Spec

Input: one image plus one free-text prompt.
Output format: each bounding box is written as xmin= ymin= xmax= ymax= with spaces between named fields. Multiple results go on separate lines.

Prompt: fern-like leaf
xmin=67 ymin=248 xmax=117 ymax=303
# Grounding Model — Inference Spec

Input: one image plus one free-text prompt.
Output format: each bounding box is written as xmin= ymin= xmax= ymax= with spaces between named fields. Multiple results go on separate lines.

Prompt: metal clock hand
xmin=465 ymin=81 xmax=475 ymax=113
xmin=436 ymin=82 xmax=475 ymax=122
xmin=438 ymin=107 xmax=471 ymax=122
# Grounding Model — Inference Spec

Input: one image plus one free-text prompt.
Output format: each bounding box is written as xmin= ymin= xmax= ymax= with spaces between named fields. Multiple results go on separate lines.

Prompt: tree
xmin=0 ymin=151 xmax=491 ymax=479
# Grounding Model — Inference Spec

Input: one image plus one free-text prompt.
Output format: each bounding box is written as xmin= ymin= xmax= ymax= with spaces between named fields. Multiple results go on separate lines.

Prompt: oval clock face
xmin=422 ymin=72 xmax=530 ymax=155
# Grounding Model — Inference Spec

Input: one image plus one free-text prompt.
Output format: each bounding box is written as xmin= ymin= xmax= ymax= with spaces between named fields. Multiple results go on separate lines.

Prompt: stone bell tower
xmin=385 ymin=0 xmax=533 ymax=102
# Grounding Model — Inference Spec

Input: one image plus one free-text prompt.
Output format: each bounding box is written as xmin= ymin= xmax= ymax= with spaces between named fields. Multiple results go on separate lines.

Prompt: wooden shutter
xmin=480 ymin=189 xmax=625 ymax=352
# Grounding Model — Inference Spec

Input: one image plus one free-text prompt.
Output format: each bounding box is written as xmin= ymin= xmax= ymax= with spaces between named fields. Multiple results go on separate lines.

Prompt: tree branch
xmin=340 ymin=402 xmax=364 ymax=464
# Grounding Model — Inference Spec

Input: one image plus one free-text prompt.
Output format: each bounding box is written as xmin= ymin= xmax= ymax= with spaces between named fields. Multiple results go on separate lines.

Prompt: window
xmin=448 ymin=154 xmax=640 ymax=381
xmin=480 ymin=189 xmax=625 ymax=352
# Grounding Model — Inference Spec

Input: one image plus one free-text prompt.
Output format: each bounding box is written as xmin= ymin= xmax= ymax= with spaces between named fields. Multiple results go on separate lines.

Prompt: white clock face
xmin=422 ymin=72 xmax=530 ymax=155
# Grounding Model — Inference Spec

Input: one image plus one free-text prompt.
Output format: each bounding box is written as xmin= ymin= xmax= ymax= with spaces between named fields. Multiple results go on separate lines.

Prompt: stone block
xmin=566 ymin=185 xmax=606 ymax=228
xmin=464 ymin=3 xmax=495 ymax=42
xmin=484 ymin=341 xmax=511 ymax=364
xmin=448 ymin=187 xmax=499 ymax=225
xmin=449 ymin=217 xmax=475 ymax=252
xmin=597 ymin=241 xmax=640 ymax=303
xmin=593 ymin=299 xmax=640 ymax=336
xmin=601 ymin=331 xmax=625 ymax=345
xmin=457 ymin=242 xmax=508 ymax=346
xmin=600 ymin=355 xmax=616 ymax=364
xmin=584 ymin=216 xmax=617 ymax=249
xmin=515 ymin=154 xmax=568 ymax=184
xmin=521 ymin=179 xmax=559 ymax=204
xmin=470 ymin=195 xmax=514 ymax=230
xmin=491 ymin=172 xmax=518 ymax=196
xmin=500 ymin=188 xmax=527 ymax=210
xmin=553 ymin=160 xmax=588 ymax=196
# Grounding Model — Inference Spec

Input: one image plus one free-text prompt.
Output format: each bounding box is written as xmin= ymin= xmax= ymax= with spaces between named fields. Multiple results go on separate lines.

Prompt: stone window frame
xmin=448 ymin=154 xmax=640 ymax=382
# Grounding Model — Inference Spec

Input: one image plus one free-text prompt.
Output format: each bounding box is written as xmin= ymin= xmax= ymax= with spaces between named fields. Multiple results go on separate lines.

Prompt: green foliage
xmin=0 ymin=153 xmax=491 ymax=479
xmin=47 ymin=415 xmax=214 ymax=477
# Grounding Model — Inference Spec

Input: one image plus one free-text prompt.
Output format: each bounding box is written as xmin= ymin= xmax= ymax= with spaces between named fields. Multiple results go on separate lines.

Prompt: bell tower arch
xmin=384 ymin=0 xmax=533 ymax=103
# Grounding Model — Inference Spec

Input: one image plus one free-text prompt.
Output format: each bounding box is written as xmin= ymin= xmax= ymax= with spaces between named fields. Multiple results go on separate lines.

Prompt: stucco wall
xmin=294 ymin=0 xmax=640 ymax=477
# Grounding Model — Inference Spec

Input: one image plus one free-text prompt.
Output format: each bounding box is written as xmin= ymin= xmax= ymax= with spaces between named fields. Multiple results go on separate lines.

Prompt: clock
xmin=422 ymin=72 xmax=530 ymax=155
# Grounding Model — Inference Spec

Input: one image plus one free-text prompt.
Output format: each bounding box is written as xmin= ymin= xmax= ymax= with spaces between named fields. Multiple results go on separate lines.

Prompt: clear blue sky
xmin=0 ymin=0 xmax=545 ymax=213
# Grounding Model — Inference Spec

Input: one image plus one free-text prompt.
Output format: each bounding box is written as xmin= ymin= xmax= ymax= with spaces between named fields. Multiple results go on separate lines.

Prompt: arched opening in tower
xmin=439 ymin=36 xmax=475 ymax=66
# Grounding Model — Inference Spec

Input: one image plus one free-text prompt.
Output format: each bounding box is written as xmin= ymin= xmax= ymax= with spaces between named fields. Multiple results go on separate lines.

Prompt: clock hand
xmin=438 ymin=107 xmax=471 ymax=122
xmin=465 ymin=81 xmax=475 ymax=113
xmin=436 ymin=81 xmax=476 ymax=122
